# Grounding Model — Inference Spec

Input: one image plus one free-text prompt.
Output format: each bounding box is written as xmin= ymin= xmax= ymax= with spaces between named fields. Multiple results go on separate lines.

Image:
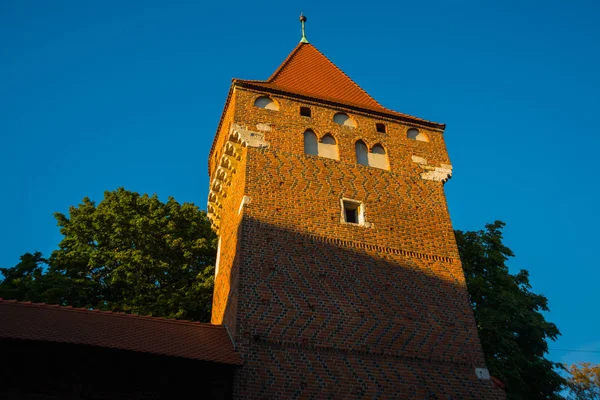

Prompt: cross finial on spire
xmin=299 ymin=13 xmax=309 ymax=44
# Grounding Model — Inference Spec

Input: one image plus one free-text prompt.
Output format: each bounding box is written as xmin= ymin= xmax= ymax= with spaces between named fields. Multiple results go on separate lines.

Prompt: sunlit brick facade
xmin=208 ymin=41 xmax=505 ymax=399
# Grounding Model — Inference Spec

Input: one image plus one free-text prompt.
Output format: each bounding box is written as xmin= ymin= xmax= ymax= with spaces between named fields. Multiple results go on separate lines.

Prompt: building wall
xmin=0 ymin=339 xmax=234 ymax=400
xmin=209 ymin=88 xmax=505 ymax=399
xmin=210 ymin=150 xmax=246 ymax=336
xmin=210 ymin=93 xmax=248 ymax=337
xmin=231 ymin=88 xmax=457 ymax=259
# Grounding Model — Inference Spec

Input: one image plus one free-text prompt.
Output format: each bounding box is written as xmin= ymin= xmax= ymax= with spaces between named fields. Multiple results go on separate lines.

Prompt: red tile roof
xmin=268 ymin=43 xmax=382 ymax=109
xmin=235 ymin=43 xmax=444 ymax=129
xmin=0 ymin=299 xmax=242 ymax=365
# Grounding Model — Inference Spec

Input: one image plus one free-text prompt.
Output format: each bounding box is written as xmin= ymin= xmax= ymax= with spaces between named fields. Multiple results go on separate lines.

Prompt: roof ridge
xmin=0 ymin=298 xmax=223 ymax=329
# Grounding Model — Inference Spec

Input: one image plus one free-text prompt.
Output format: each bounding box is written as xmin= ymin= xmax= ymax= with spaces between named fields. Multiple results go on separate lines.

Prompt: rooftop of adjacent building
xmin=0 ymin=298 xmax=242 ymax=365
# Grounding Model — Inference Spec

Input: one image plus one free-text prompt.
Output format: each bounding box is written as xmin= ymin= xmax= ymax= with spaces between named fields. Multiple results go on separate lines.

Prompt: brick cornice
xmin=247 ymin=337 xmax=482 ymax=369
xmin=207 ymin=128 xmax=247 ymax=233
xmin=306 ymin=233 xmax=459 ymax=264
xmin=234 ymin=81 xmax=446 ymax=131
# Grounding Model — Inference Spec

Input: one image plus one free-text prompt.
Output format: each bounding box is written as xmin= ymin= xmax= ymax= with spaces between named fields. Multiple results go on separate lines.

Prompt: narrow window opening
xmin=345 ymin=207 xmax=358 ymax=224
xmin=254 ymin=96 xmax=279 ymax=111
xmin=368 ymin=144 xmax=389 ymax=170
xmin=376 ymin=123 xmax=386 ymax=133
xmin=342 ymin=199 xmax=363 ymax=225
xmin=371 ymin=144 xmax=386 ymax=155
xmin=407 ymin=128 xmax=428 ymax=142
xmin=304 ymin=130 xmax=318 ymax=156
xmin=300 ymin=107 xmax=312 ymax=117
xmin=320 ymin=134 xmax=336 ymax=145
xmin=355 ymin=140 xmax=368 ymax=166
xmin=317 ymin=134 xmax=339 ymax=160
xmin=333 ymin=112 xmax=357 ymax=128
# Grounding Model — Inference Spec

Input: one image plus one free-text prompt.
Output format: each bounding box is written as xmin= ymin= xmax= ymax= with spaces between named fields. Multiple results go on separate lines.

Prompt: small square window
xmin=345 ymin=206 xmax=358 ymax=223
xmin=376 ymin=123 xmax=386 ymax=133
xmin=300 ymin=107 xmax=312 ymax=117
xmin=341 ymin=199 xmax=364 ymax=225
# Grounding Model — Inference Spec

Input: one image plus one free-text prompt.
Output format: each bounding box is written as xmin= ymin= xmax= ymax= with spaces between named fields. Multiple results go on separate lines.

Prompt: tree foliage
xmin=0 ymin=188 xmax=217 ymax=322
xmin=0 ymin=252 xmax=48 ymax=302
xmin=455 ymin=221 xmax=565 ymax=399
xmin=566 ymin=363 xmax=600 ymax=399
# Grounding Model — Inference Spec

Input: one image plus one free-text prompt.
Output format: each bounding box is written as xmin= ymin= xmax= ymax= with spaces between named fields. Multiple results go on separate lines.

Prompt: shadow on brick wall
xmin=0 ymin=339 xmax=234 ymax=400
xmin=223 ymin=217 xmax=505 ymax=399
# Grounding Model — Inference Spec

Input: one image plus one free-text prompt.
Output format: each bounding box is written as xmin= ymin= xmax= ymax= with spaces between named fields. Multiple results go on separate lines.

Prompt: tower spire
xmin=299 ymin=13 xmax=309 ymax=44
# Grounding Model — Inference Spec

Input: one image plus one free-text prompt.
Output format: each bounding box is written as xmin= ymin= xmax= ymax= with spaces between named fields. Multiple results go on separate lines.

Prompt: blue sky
xmin=1 ymin=0 xmax=599 ymax=367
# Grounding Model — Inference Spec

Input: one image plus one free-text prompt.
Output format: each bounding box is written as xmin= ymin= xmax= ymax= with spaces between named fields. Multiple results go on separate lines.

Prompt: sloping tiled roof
xmin=234 ymin=43 xmax=444 ymax=128
xmin=0 ymin=299 xmax=242 ymax=365
xmin=267 ymin=43 xmax=382 ymax=109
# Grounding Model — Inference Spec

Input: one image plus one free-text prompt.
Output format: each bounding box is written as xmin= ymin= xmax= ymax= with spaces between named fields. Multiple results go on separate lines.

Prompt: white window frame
xmin=340 ymin=198 xmax=366 ymax=226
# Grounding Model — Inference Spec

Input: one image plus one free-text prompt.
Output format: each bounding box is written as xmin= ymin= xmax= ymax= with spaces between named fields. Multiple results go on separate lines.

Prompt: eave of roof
xmin=234 ymin=80 xmax=445 ymax=129
xmin=0 ymin=299 xmax=243 ymax=365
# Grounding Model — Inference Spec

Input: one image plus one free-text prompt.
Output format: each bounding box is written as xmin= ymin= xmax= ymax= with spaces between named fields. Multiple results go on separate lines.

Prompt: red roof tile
xmin=267 ymin=43 xmax=382 ymax=109
xmin=0 ymin=299 xmax=242 ymax=365
xmin=235 ymin=43 xmax=444 ymax=128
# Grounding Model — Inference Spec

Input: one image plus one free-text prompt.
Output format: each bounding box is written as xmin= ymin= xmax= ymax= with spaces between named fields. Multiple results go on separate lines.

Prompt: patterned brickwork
xmin=232 ymin=88 xmax=449 ymax=171
xmin=236 ymin=343 xmax=502 ymax=399
xmin=236 ymin=220 xmax=481 ymax=363
xmin=208 ymin=57 xmax=505 ymax=398
xmin=243 ymin=147 xmax=458 ymax=259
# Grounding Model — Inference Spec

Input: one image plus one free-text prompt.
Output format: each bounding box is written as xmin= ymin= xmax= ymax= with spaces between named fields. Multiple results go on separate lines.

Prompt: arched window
xmin=318 ymin=134 xmax=339 ymax=160
xmin=355 ymin=140 xmax=368 ymax=166
xmin=368 ymin=144 xmax=389 ymax=170
xmin=407 ymin=128 xmax=428 ymax=142
xmin=333 ymin=112 xmax=357 ymax=128
xmin=304 ymin=130 xmax=318 ymax=156
xmin=254 ymin=96 xmax=279 ymax=111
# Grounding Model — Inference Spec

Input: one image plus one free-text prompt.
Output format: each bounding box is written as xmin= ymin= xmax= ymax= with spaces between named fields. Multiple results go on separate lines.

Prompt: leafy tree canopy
xmin=566 ymin=363 xmax=600 ymax=400
xmin=456 ymin=221 xmax=565 ymax=400
xmin=0 ymin=188 xmax=217 ymax=322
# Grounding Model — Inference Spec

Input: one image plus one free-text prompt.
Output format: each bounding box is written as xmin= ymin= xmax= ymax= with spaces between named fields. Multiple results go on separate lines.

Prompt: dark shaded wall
xmin=0 ymin=338 xmax=234 ymax=400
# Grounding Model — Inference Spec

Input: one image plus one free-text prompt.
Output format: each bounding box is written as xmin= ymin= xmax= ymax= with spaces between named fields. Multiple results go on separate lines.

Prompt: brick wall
xmin=209 ymin=87 xmax=505 ymax=399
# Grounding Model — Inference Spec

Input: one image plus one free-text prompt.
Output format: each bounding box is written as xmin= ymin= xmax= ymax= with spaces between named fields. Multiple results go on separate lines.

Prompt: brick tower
xmin=208 ymin=18 xmax=504 ymax=399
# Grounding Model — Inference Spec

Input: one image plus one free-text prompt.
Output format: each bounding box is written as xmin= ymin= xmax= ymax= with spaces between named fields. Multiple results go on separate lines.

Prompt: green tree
xmin=566 ymin=363 xmax=600 ymax=399
xmin=455 ymin=221 xmax=565 ymax=400
xmin=0 ymin=252 xmax=48 ymax=302
xmin=0 ymin=188 xmax=217 ymax=322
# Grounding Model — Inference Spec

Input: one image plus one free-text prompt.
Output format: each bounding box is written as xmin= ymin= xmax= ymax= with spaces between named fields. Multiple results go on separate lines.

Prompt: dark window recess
xmin=345 ymin=208 xmax=358 ymax=223
xmin=300 ymin=107 xmax=312 ymax=117
xmin=343 ymin=201 xmax=360 ymax=224
xmin=376 ymin=123 xmax=386 ymax=133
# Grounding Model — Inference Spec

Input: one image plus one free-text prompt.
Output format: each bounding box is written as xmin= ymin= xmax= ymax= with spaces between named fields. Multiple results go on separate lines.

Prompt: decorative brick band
xmin=411 ymin=155 xmax=453 ymax=183
xmin=307 ymin=233 xmax=458 ymax=264
xmin=207 ymin=124 xmax=267 ymax=233
xmin=206 ymin=129 xmax=246 ymax=233
xmin=250 ymin=335 xmax=479 ymax=369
